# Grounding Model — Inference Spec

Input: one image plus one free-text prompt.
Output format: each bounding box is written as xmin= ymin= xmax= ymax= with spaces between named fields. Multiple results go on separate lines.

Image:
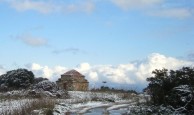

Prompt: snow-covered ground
xmin=0 ymin=91 xmax=144 ymax=115
xmin=68 ymin=91 xmax=124 ymax=101
xmin=53 ymin=91 xmax=138 ymax=114
xmin=0 ymin=99 xmax=38 ymax=114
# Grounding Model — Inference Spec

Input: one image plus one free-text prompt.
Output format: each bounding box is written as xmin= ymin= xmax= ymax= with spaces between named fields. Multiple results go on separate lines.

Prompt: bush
xmin=129 ymin=104 xmax=174 ymax=114
xmin=30 ymin=80 xmax=69 ymax=98
xmin=33 ymin=80 xmax=58 ymax=92
xmin=145 ymin=67 xmax=194 ymax=114
xmin=0 ymin=68 xmax=35 ymax=91
xmin=34 ymin=77 xmax=48 ymax=84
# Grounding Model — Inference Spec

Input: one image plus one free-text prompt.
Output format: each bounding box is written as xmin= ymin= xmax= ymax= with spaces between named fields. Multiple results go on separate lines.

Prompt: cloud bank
xmin=0 ymin=53 xmax=193 ymax=89
xmin=1 ymin=0 xmax=193 ymax=19
xmin=24 ymin=53 xmax=194 ymax=89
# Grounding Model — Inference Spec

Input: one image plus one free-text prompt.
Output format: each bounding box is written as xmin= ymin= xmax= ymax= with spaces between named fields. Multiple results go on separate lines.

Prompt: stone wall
xmin=72 ymin=82 xmax=88 ymax=91
xmin=56 ymin=70 xmax=89 ymax=91
xmin=57 ymin=79 xmax=88 ymax=91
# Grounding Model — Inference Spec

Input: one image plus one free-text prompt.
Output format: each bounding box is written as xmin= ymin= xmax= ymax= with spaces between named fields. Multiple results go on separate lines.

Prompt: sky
xmin=0 ymin=0 xmax=194 ymax=90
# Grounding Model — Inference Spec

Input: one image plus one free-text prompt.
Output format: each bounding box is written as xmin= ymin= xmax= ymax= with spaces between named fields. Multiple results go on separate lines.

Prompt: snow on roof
xmin=62 ymin=69 xmax=84 ymax=77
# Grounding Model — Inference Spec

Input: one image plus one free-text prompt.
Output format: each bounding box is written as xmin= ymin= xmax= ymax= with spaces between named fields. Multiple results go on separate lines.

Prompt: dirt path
xmin=76 ymin=101 xmax=136 ymax=114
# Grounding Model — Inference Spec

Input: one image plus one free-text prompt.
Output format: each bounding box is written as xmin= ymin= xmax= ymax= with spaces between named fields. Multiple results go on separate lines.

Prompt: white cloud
xmin=42 ymin=66 xmax=53 ymax=79
xmin=149 ymin=8 xmax=193 ymax=19
xmin=8 ymin=0 xmax=57 ymax=14
xmin=3 ymin=0 xmax=95 ymax=14
xmin=2 ymin=53 xmax=193 ymax=90
xmin=2 ymin=0 xmax=193 ymax=19
xmin=26 ymin=63 xmax=67 ymax=81
xmin=135 ymin=53 xmax=193 ymax=81
xmin=77 ymin=63 xmax=91 ymax=72
xmin=25 ymin=53 xmax=194 ymax=89
xmin=88 ymin=65 xmax=135 ymax=84
xmin=30 ymin=63 xmax=42 ymax=70
xmin=88 ymin=71 xmax=98 ymax=82
xmin=111 ymin=0 xmax=193 ymax=19
xmin=111 ymin=0 xmax=163 ymax=10
xmin=0 ymin=65 xmax=6 ymax=75
xmin=54 ymin=66 xmax=67 ymax=74
xmin=16 ymin=34 xmax=48 ymax=47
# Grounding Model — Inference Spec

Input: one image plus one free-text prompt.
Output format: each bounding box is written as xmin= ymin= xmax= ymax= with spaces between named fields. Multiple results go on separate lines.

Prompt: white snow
xmin=0 ymin=99 xmax=34 ymax=114
xmin=174 ymin=85 xmax=192 ymax=93
xmin=107 ymin=104 xmax=130 ymax=111
xmin=53 ymin=91 xmax=139 ymax=114
xmin=54 ymin=101 xmax=107 ymax=114
xmin=78 ymin=103 xmax=111 ymax=114
xmin=68 ymin=91 xmax=124 ymax=101
xmin=0 ymin=90 xmax=140 ymax=115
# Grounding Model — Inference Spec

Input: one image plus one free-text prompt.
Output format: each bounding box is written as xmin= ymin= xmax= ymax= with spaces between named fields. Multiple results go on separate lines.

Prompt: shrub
xmin=0 ymin=68 xmax=35 ymax=91
xmin=32 ymin=80 xmax=58 ymax=92
xmin=29 ymin=80 xmax=69 ymax=98
xmin=34 ymin=77 xmax=48 ymax=84
xmin=145 ymin=67 xmax=194 ymax=114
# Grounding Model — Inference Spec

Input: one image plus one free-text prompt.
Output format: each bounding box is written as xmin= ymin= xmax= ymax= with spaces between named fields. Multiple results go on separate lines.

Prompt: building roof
xmin=62 ymin=69 xmax=84 ymax=77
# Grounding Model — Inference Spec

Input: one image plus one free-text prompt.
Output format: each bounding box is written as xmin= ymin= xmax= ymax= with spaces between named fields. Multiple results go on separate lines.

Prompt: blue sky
xmin=0 ymin=0 xmax=194 ymax=89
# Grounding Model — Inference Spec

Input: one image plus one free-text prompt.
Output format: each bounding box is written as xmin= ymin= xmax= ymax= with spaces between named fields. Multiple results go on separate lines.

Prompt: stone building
xmin=56 ymin=69 xmax=89 ymax=91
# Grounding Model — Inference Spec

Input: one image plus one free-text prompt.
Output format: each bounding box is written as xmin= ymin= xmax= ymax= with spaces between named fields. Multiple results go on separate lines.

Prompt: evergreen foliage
xmin=145 ymin=67 xmax=194 ymax=113
xmin=0 ymin=68 xmax=35 ymax=91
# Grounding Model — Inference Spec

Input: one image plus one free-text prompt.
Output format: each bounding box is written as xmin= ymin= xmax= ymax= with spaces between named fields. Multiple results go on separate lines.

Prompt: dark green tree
xmin=145 ymin=67 xmax=194 ymax=113
xmin=0 ymin=68 xmax=35 ymax=91
xmin=146 ymin=68 xmax=168 ymax=104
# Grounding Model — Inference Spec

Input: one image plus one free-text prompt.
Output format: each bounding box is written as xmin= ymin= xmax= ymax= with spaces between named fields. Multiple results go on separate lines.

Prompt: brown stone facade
xmin=56 ymin=69 xmax=89 ymax=91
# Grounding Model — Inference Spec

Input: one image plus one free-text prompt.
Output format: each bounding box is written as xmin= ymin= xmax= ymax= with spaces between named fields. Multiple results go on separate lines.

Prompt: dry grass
xmin=0 ymin=98 xmax=56 ymax=115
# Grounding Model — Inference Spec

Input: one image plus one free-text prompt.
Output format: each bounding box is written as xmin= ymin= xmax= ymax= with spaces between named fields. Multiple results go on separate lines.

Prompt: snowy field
xmin=0 ymin=91 xmax=145 ymax=115
xmin=53 ymin=91 xmax=136 ymax=114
